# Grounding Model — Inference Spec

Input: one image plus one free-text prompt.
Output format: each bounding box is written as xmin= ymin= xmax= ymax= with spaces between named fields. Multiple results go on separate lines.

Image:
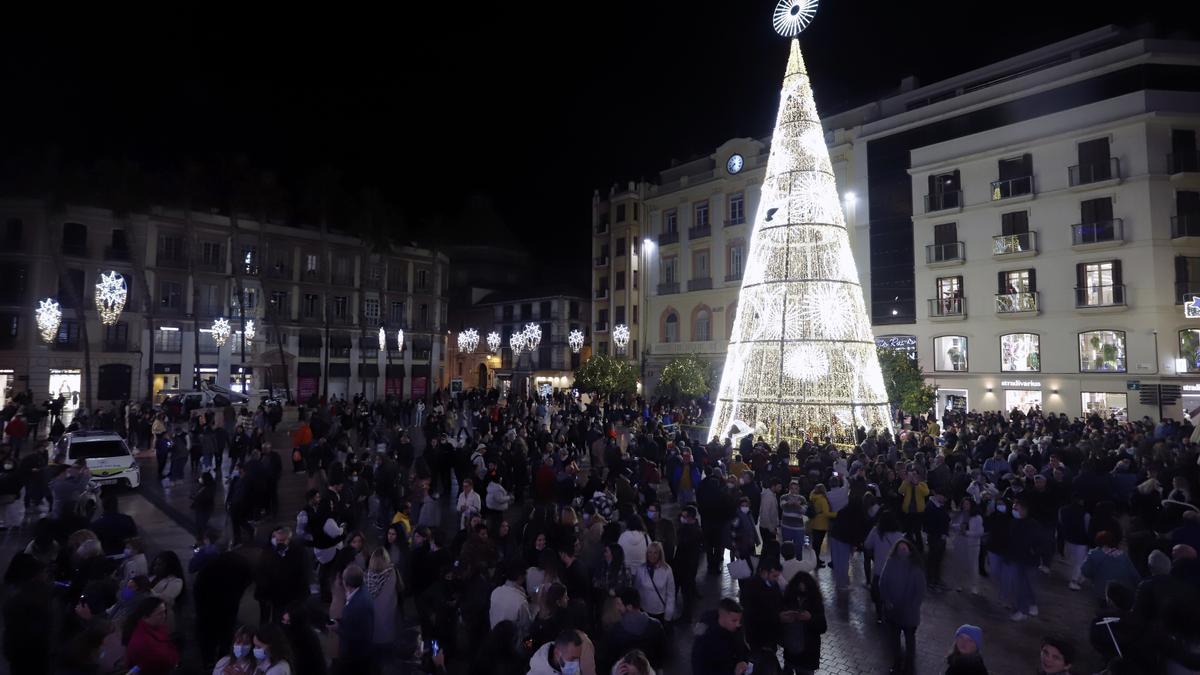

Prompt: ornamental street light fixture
xmin=613 ymin=323 xmax=630 ymax=354
xmin=568 ymin=329 xmax=585 ymax=354
xmin=211 ymin=317 xmax=232 ymax=348
xmin=523 ymin=323 xmax=542 ymax=351
xmin=94 ymin=271 xmax=127 ymax=326
xmin=35 ymin=298 xmax=61 ymax=343
xmin=487 ymin=331 xmax=501 ymax=353
xmin=458 ymin=328 xmax=479 ymax=354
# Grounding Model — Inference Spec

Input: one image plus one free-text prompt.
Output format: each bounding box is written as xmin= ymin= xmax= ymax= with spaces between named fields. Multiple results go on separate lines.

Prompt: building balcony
xmin=990 ymin=176 xmax=1034 ymax=202
xmin=1070 ymin=219 xmax=1124 ymax=250
xmin=658 ymin=231 xmax=679 ymax=246
xmin=594 ymin=289 xmax=608 ymax=300
xmin=197 ymin=259 xmax=225 ymax=274
xmin=1176 ymin=282 xmax=1200 ymax=304
xmin=927 ymin=297 xmax=966 ymax=321
xmin=594 ymin=256 xmax=609 ymax=268
xmin=157 ymin=255 xmax=188 ymax=269
xmin=595 ymin=322 xmax=609 ymax=333
xmin=1168 ymin=151 xmax=1200 ymax=175
xmin=61 ymin=241 xmax=89 ymax=257
xmin=992 ymin=231 xmax=1038 ymax=258
xmin=331 ymin=273 xmax=354 ymax=286
xmin=1171 ymin=214 xmax=1200 ymax=242
xmin=924 ymin=190 xmax=962 ymax=213
xmin=687 ymin=224 xmax=711 ymax=240
xmin=724 ymin=272 xmax=743 ymax=283
xmin=995 ymin=291 xmax=1039 ymax=315
xmin=267 ymin=264 xmax=292 ymax=280
xmin=595 ymin=222 xmax=609 ymax=235
xmin=657 ymin=282 xmax=680 ymax=295
xmin=1075 ymin=284 xmax=1127 ymax=310
xmin=1068 ymin=158 xmax=1120 ymax=188
xmin=687 ymin=277 xmax=713 ymax=292
xmin=925 ymin=241 xmax=965 ymax=267
xmin=104 ymin=245 xmax=131 ymax=261
xmin=725 ymin=217 xmax=746 ymax=227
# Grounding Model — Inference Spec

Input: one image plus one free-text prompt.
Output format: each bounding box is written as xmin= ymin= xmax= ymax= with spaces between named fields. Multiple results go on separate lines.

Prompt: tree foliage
xmin=574 ymin=354 xmax=638 ymax=397
xmin=657 ymin=354 xmax=712 ymax=400
xmin=877 ymin=347 xmax=936 ymax=415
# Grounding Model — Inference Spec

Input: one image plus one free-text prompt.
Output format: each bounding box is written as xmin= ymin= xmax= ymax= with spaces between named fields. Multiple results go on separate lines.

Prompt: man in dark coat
xmin=254 ymin=526 xmax=309 ymax=625
xmin=739 ymin=558 xmax=784 ymax=655
xmin=691 ymin=598 xmax=751 ymax=675
xmin=90 ymin=491 xmax=138 ymax=556
xmin=336 ymin=565 xmax=375 ymax=675
xmin=194 ymin=549 xmax=254 ymax=669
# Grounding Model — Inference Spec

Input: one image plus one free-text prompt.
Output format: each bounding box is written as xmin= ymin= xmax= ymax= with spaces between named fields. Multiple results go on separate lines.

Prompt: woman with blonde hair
xmin=367 ymin=548 xmax=399 ymax=659
xmin=635 ymin=542 xmax=675 ymax=623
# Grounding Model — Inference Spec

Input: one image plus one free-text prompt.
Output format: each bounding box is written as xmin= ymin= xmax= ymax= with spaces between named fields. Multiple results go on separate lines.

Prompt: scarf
xmin=366 ymin=567 xmax=392 ymax=598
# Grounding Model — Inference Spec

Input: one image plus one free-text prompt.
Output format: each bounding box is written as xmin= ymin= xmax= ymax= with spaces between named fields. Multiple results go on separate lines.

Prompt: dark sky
xmin=0 ymin=1 xmax=1185 ymax=288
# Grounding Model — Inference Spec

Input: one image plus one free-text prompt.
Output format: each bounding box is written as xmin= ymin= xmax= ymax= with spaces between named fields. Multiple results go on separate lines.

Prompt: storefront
xmin=1081 ymin=391 xmax=1128 ymax=421
xmin=327 ymin=363 xmax=351 ymax=401
xmin=48 ymin=368 xmax=82 ymax=419
xmin=152 ymin=364 xmax=183 ymax=401
xmin=1001 ymin=379 xmax=1043 ymax=414
xmin=359 ymin=364 xmax=379 ymax=401
xmin=411 ymin=364 xmax=430 ymax=400
xmin=230 ymin=366 xmax=253 ymax=395
xmin=297 ymin=363 xmax=321 ymax=403
xmin=0 ymin=368 xmax=14 ymax=407
xmin=935 ymin=388 xmax=968 ymax=420
xmin=385 ymin=364 xmax=404 ymax=397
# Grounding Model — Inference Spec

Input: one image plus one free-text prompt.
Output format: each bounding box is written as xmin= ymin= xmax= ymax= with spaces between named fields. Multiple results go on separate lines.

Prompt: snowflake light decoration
xmin=35 ymin=298 xmax=62 ymax=343
xmin=510 ymin=331 xmax=526 ymax=357
xmin=458 ymin=328 xmax=479 ymax=354
xmin=94 ymin=271 xmax=127 ymax=326
xmin=523 ymin=323 xmax=542 ymax=351
xmin=210 ymin=318 xmax=232 ymax=348
xmin=378 ymin=326 xmax=387 ymax=351
xmin=772 ymin=0 xmax=818 ymax=37
xmin=568 ymin=329 xmax=585 ymax=354
xmin=486 ymin=331 xmax=501 ymax=353
xmin=243 ymin=319 xmax=256 ymax=341
xmin=396 ymin=328 xmax=405 ymax=353
xmin=612 ymin=324 xmax=630 ymax=353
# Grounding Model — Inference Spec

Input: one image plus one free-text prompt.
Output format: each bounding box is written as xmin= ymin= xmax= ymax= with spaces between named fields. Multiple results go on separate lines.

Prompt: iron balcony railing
xmin=1075 ymin=283 xmax=1126 ymax=308
xmin=594 ymin=322 xmax=609 ymax=332
xmin=594 ymin=256 xmax=609 ymax=267
xmin=924 ymin=190 xmax=962 ymax=213
xmin=1068 ymin=158 xmax=1120 ymax=186
xmin=657 ymin=282 xmax=680 ymax=295
xmin=658 ymin=231 xmax=679 ymax=246
xmin=996 ymin=291 xmax=1039 ymax=313
xmin=1071 ymin=219 xmax=1124 ymax=246
xmin=1168 ymin=151 xmax=1200 ymax=174
xmin=688 ymin=224 xmax=711 ymax=239
xmin=1176 ymin=282 xmax=1200 ymax=304
xmin=990 ymin=176 xmax=1033 ymax=201
xmin=104 ymin=246 xmax=131 ymax=261
xmin=927 ymin=297 xmax=966 ymax=318
xmin=992 ymin=231 xmax=1038 ymax=255
xmin=926 ymin=241 xmax=965 ymax=264
xmin=688 ymin=277 xmax=713 ymax=291
xmin=1171 ymin=214 xmax=1200 ymax=239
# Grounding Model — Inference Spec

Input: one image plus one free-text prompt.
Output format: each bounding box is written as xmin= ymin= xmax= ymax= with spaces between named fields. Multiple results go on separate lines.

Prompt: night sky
xmin=0 ymin=1 xmax=1185 ymax=289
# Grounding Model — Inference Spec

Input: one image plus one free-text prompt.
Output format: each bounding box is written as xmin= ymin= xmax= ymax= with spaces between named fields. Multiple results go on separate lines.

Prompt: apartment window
xmin=616 ymin=204 xmax=627 ymax=222
xmin=927 ymin=171 xmax=962 ymax=211
xmin=1081 ymin=392 xmax=1127 ymax=421
xmin=728 ymin=242 xmax=744 ymax=279
xmin=1000 ymin=333 xmax=1040 ymax=372
xmin=1076 ymin=260 xmax=1123 ymax=307
xmin=368 ymin=265 xmax=382 ymax=282
xmin=598 ymin=341 xmax=608 ymax=356
xmin=390 ymin=301 xmax=405 ymax=324
xmin=0 ymin=313 xmax=17 ymax=348
xmin=3 ymin=218 xmax=22 ymax=246
xmin=616 ymin=237 xmax=626 ymax=256
xmin=999 ymin=269 xmax=1035 ymax=294
xmin=662 ymin=257 xmax=677 ymax=284
xmin=994 ymin=154 xmax=1033 ymax=199
xmin=598 ymin=277 xmax=609 ymax=296
xmin=199 ymin=330 xmax=219 ymax=354
xmin=387 ymin=262 xmax=406 ymax=290
xmin=56 ymin=319 xmax=81 ymax=348
xmin=694 ymin=201 xmax=710 ymax=228
xmin=304 ymin=254 xmax=319 ymax=273
xmin=0 ymin=265 xmax=27 ymax=304
xmin=597 ymin=308 xmax=609 ymax=326
xmin=632 ymin=305 xmax=638 ymax=324
xmin=333 ymin=296 xmax=348 ymax=321
xmin=615 ymin=272 xmax=625 ymax=290
xmin=62 ymin=222 xmax=88 ymax=255
xmin=364 ymin=298 xmax=380 ymax=323
xmin=302 ymin=294 xmax=320 ymax=318
xmin=1181 ymin=330 xmax=1200 ymax=373
xmin=665 ymin=210 xmax=678 ymax=233
xmin=160 ymin=281 xmax=183 ymax=310
xmin=663 ymin=311 xmax=679 ymax=343
xmin=153 ymin=327 xmax=182 ymax=353
xmin=930 ymin=222 xmax=960 ymax=262
xmin=932 ymin=335 xmax=968 ymax=371
xmin=633 ymin=271 xmax=639 ymax=289
xmin=1076 ymin=137 xmax=1113 ymax=181
xmin=416 ymin=269 xmax=429 ymax=290
xmin=693 ymin=306 xmax=711 ymax=341
xmin=269 ymin=291 xmax=289 ymax=317
xmin=1001 ymin=211 xmax=1029 ymax=236
xmin=1079 ymin=330 xmax=1126 ymax=373
xmin=242 ymin=245 xmax=258 ymax=274
xmin=539 ymin=301 xmax=551 ymax=318
xmin=231 ymin=287 xmax=258 ymax=311
xmin=503 ymin=305 xmax=514 ymax=321
xmin=569 ymin=301 xmax=579 ymax=320
xmin=334 ymin=258 xmax=350 ymax=281
xmin=520 ymin=303 xmax=532 ymax=320
xmin=1176 ymin=256 xmax=1200 ymax=302
xmin=201 ymin=242 xmax=223 ymax=267
xmin=616 ymin=306 xmax=626 ymax=324
xmin=418 ymin=304 xmax=429 ymax=327
xmin=634 ymin=203 xmax=640 ymax=220
xmin=158 ymin=235 xmax=184 ymax=261
xmin=693 ymin=250 xmax=710 ymax=278
xmin=935 ymin=276 xmax=963 ymax=316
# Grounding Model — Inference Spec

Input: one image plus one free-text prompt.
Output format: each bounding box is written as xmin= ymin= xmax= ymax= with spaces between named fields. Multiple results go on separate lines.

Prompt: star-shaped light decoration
xmin=94 ymin=271 xmax=127 ymax=326
xmin=210 ymin=317 xmax=232 ymax=348
xmin=568 ymin=329 xmax=585 ymax=354
xmin=1186 ymin=296 xmax=1200 ymax=319
xmin=523 ymin=323 xmax=542 ymax=351
xmin=487 ymin=331 xmax=501 ymax=353
xmin=378 ymin=326 xmax=387 ymax=352
xmin=396 ymin=328 xmax=404 ymax=353
xmin=35 ymin=298 xmax=62 ymax=343
xmin=458 ymin=328 xmax=479 ymax=354
xmin=510 ymin=331 xmax=526 ymax=357
xmin=613 ymin=324 xmax=631 ymax=354
xmin=243 ymin=319 xmax=256 ymax=341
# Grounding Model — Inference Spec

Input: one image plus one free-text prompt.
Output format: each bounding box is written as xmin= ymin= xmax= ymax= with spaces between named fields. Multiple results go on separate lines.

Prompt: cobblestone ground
xmin=0 ymin=427 xmax=1102 ymax=675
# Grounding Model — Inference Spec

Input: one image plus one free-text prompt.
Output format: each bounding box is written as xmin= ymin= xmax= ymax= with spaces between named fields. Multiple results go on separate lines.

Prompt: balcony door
xmin=1078 ymin=137 xmax=1112 ymax=180
xmin=932 ymin=222 xmax=958 ymax=261
xmin=936 ymin=276 xmax=962 ymax=315
xmin=1078 ymin=260 xmax=1122 ymax=306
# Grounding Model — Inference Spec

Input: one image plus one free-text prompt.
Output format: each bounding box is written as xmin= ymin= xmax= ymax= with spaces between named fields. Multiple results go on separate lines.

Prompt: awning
xmin=298 ymin=333 xmax=321 ymax=348
xmin=385 ymin=364 xmax=405 ymax=378
xmin=358 ymin=364 xmax=379 ymax=378
xmin=297 ymin=362 xmax=322 ymax=377
xmin=329 ymin=334 xmax=352 ymax=349
xmin=329 ymin=363 xmax=351 ymax=377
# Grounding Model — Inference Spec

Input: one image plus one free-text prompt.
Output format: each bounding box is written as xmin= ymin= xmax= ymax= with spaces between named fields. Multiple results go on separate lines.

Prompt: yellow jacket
xmin=899 ymin=480 xmax=930 ymax=514
xmin=807 ymin=492 xmax=835 ymax=531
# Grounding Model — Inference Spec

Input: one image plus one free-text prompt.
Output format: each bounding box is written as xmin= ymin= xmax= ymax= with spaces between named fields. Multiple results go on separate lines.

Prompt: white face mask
xmin=253 ymin=647 xmax=268 ymax=661
xmin=233 ymin=644 xmax=250 ymax=659
xmin=740 ymin=506 xmax=750 ymax=514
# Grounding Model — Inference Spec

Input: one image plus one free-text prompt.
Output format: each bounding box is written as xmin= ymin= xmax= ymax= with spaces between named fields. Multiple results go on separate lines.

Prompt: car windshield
xmin=70 ymin=440 xmax=130 ymax=460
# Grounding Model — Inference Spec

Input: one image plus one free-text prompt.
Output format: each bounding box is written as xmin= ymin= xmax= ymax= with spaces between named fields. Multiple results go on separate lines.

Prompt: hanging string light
xmin=211 ymin=317 xmax=232 ymax=348
xmin=458 ymin=328 xmax=479 ymax=354
xmin=510 ymin=331 xmax=526 ymax=357
xmin=612 ymin=324 xmax=630 ymax=353
xmin=243 ymin=319 xmax=256 ymax=341
xmin=35 ymin=298 xmax=62 ymax=343
xmin=568 ymin=329 xmax=585 ymax=354
xmin=523 ymin=322 xmax=542 ymax=351
xmin=378 ymin=326 xmax=387 ymax=351
xmin=487 ymin=331 xmax=501 ymax=353
xmin=94 ymin=271 xmax=127 ymax=326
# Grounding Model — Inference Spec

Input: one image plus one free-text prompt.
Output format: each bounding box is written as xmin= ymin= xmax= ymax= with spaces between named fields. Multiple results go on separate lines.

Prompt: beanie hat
xmin=1148 ymin=549 xmax=1172 ymax=576
xmin=955 ymin=624 xmax=983 ymax=651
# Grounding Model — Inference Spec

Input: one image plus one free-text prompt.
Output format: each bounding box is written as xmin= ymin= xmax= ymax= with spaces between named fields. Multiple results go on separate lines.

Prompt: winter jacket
xmin=863 ymin=528 xmax=905 ymax=576
xmin=807 ymin=493 xmax=834 ymax=531
xmin=690 ymin=609 xmax=750 ymax=675
xmin=486 ymin=481 xmax=513 ymax=512
xmin=1081 ymin=547 xmax=1142 ymax=601
xmin=758 ymin=488 xmax=781 ymax=532
xmin=618 ymin=530 xmax=651 ymax=570
xmin=489 ymin=581 xmax=531 ymax=634
xmin=878 ymin=554 xmax=925 ymax=628
xmin=899 ymin=481 xmax=930 ymax=514
xmin=634 ymin=563 xmax=676 ymax=618
xmin=125 ymin=621 xmax=180 ymax=675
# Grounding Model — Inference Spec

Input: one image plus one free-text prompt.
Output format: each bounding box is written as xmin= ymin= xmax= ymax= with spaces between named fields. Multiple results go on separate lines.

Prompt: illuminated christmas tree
xmin=709 ymin=30 xmax=893 ymax=447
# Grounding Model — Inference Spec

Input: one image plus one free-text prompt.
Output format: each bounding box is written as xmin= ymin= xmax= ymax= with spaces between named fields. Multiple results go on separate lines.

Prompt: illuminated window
xmin=1079 ymin=330 xmax=1126 ymax=373
xmin=933 ymin=336 xmax=968 ymax=372
xmin=1000 ymin=333 xmax=1040 ymax=372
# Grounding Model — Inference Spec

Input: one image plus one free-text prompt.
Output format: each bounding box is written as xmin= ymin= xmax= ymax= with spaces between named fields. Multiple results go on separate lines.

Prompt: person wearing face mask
xmin=878 ymin=539 xmax=926 ymax=675
xmin=739 ymin=557 xmax=785 ymax=667
xmin=194 ymin=538 xmax=255 ymax=671
xmin=644 ymin=502 xmax=676 ymax=564
xmin=252 ymin=624 xmax=295 ymax=675
xmin=674 ymin=506 xmax=704 ymax=623
xmin=119 ymin=536 xmax=149 ymax=582
xmin=732 ymin=496 xmax=761 ymax=562
xmin=1004 ymin=498 xmax=1044 ymax=621
xmin=255 ymin=527 xmax=309 ymax=626
xmin=527 ymin=628 xmax=585 ymax=675
xmin=213 ymin=626 xmax=257 ymax=675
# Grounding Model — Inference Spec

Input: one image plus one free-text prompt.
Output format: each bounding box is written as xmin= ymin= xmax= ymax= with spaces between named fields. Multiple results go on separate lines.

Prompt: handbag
xmin=727 ymin=557 xmax=752 ymax=580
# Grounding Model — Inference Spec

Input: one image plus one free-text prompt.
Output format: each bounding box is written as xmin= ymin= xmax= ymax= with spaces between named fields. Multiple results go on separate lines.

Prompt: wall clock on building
xmin=727 ymin=154 xmax=744 ymax=175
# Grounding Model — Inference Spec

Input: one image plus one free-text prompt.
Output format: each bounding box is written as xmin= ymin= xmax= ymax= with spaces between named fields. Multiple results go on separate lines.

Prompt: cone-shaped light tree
xmin=709 ymin=31 xmax=893 ymax=447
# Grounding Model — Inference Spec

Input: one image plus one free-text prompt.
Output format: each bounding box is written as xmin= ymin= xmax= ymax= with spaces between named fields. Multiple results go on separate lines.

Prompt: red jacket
xmin=125 ymin=621 xmax=180 ymax=675
xmin=5 ymin=417 xmax=27 ymax=439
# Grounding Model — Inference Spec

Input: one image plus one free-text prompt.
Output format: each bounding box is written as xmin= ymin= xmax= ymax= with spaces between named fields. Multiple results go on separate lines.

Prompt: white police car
xmin=55 ymin=431 xmax=142 ymax=489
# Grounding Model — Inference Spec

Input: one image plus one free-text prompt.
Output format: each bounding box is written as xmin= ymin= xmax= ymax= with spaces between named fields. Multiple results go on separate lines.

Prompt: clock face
xmin=727 ymin=154 xmax=744 ymax=174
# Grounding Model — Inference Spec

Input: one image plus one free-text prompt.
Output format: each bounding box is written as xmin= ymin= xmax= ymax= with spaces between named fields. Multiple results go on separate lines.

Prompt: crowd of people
xmin=2 ymin=388 xmax=1200 ymax=675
